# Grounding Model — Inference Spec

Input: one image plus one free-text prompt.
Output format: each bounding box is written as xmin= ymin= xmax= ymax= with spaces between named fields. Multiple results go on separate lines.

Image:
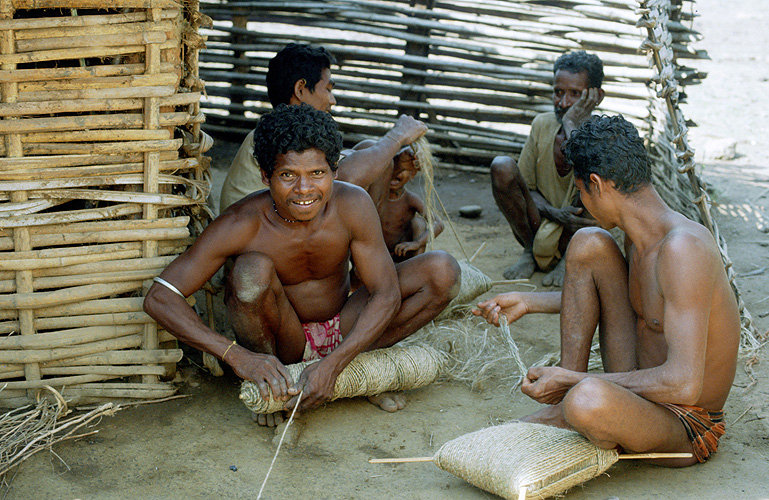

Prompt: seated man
xmin=219 ymin=42 xmax=427 ymax=217
xmin=490 ymin=51 xmax=602 ymax=286
xmin=145 ymin=104 xmax=460 ymax=427
xmin=474 ymin=115 xmax=740 ymax=466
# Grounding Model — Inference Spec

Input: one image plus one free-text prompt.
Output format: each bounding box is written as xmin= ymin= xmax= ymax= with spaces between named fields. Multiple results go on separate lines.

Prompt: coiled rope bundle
xmin=240 ymin=344 xmax=447 ymax=414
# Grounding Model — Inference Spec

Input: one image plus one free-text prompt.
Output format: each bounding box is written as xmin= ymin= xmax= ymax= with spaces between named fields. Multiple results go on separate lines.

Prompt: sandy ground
xmin=5 ymin=0 xmax=768 ymax=498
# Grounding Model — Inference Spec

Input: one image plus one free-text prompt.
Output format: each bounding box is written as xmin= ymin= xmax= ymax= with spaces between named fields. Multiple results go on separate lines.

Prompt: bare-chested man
xmin=474 ymin=115 xmax=740 ymax=467
xmin=491 ymin=51 xmax=602 ymax=287
xmin=145 ymin=104 xmax=460 ymax=427
xmin=219 ymin=43 xmax=427 ymax=218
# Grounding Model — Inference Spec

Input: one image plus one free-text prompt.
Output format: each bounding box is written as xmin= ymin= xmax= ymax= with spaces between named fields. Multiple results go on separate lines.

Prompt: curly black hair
xmin=562 ymin=115 xmax=651 ymax=194
xmin=266 ymin=43 xmax=336 ymax=107
xmin=554 ymin=51 xmax=604 ymax=88
xmin=252 ymin=104 xmax=343 ymax=179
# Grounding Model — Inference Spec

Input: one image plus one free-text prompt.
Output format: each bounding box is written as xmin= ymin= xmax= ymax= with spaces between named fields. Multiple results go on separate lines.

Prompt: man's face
xmin=553 ymin=70 xmax=590 ymax=123
xmin=575 ymin=177 xmax=613 ymax=230
xmin=264 ymin=148 xmax=336 ymax=223
xmin=299 ymin=68 xmax=336 ymax=112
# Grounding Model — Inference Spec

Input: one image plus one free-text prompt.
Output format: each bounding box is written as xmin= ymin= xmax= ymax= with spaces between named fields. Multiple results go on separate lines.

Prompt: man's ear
xmin=596 ymin=88 xmax=606 ymax=106
xmin=293 ymin=78 xmax=308 ymax=103
xmin=261 ymin=169 xmax=271 ymax=186
xmin=589 ymin=173 xmax=603 ymax=195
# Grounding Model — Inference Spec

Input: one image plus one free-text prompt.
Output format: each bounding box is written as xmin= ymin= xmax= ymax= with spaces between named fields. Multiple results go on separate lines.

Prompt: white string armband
xmin=153 ymin=276 xmax=186 ymax=299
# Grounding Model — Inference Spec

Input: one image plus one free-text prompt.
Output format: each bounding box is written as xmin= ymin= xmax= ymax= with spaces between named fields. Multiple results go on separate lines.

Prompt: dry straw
xmin=239 ymin=344 xmax=447 ymax=414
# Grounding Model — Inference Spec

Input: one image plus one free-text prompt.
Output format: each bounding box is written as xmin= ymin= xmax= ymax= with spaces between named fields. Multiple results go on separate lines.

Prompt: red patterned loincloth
xmin=302 ymin=314 xmax=342 ymax=362
xmin=659 ymin=403 xmax=725 ymax=463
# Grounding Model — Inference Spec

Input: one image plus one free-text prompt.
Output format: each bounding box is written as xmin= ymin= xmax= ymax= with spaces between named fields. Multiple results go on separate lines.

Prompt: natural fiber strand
xmin=0 ymin=386 xmax=118 ymax=482
xmin=239 ymin=345 xmax=446 ymax=414
xmin=433 ymin=422 xmax=619 ymax=500
xmin=255 ymin=390 xmax=303 ymax=500
xmin=435 ymin=260 xmax=493 ymax=320
xmin=411 ymin=136 xmax=438 ymax=250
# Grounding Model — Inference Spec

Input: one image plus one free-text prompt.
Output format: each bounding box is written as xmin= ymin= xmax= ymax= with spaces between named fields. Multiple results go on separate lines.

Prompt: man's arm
xmin=286 ymin=186 xmax=401 ymax=410
xmin=394 ymin=194 xmax=443 ymax=256
xmin=144 ymin=207 xmax=292 ymax=399
xmin=473 ymin=291 xmax=562 ymax=326
xmin=337 ymin=115 xmax=427 ymax=189
xmin=529 ymin=190 xmax=595 ymax=232
xmin=523 ymin=231 xmax=716 ymax=406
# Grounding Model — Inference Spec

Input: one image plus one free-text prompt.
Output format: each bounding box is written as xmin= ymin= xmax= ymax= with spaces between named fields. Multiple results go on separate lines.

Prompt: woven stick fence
xmin=0 ymin=0 xmax=212 ymax=408
xmin=198 ymin=0 xmax=762 ymax=353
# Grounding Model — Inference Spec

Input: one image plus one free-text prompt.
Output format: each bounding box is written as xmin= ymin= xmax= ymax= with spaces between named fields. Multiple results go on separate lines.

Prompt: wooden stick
xmin=490 ymin=279 xmax=531 ymax=286
xmin=468 ymin=242 xmax=486 ymax=263
xmin=367 ymin=452 xmax=693 ymax=464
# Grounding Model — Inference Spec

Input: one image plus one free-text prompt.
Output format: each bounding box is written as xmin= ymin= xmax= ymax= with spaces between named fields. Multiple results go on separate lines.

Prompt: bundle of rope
xmin=240 ymin=344 xmax=447 ymax=414
xmin=371 ymin=421 xmax=691 ymax=499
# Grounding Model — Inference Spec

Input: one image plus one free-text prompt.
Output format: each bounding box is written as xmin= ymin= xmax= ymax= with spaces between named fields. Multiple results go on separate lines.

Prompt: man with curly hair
xmin=490 ymin=51 xmax=604 ymax=287
xmin=474 ymin=115 xmax=740 ymax=466
xmin=145 ymin=105 xmax=460 ymax=427
xmin=219 ymin=43 xmax=427 ymax=219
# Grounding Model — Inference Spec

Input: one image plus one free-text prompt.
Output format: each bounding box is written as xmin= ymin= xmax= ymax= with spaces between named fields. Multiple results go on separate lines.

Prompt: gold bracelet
xmin=222 ymin=340 xmax=237 ymax=362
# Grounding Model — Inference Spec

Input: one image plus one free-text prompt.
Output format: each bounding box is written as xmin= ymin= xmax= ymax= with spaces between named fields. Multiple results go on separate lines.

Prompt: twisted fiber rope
xmin=412 ymin=136 xmax=439 ymax=252
xmin=240 ymin=345 xmax=447 ymax=414
xmin=433 ymin=422 xmax=618 ymax=500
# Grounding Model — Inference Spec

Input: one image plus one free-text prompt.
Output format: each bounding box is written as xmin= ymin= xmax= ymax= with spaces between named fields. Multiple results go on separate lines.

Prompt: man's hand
xmin=394 ymin=241 xmax=423 ymax=257
xmin=384 ymin=114 xmax=428 ymax=147
xmin=228 ymin=349 xmax=293 ymax=402
xmin=521 ymin=366 xmax=577 ymax=405
xmin=548 ymin=206 xmax=597 ymax=232
xmin=472 ymin=292 xmax=532 ymax=326
xmin=284 ymin=360 xmax=339 ymax=412
xmin=562 ymin=88 xmax=602 ymax=135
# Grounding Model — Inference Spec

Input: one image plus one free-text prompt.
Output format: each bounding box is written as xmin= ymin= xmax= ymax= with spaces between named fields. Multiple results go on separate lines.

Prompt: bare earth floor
xmin=5 ymin=0 xmax=768 ymax=498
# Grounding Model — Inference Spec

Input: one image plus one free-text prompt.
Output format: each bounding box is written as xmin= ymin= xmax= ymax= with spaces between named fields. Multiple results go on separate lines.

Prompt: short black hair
xmin=562 ymin=115 xmax=651 ymax=194
xmin=252 ymin=104 xmax=343 ymax=178
xmin=554 ymin=51 xmax=604 ymax=88
xmin=266 ymin=43 xmax=336 ymax=107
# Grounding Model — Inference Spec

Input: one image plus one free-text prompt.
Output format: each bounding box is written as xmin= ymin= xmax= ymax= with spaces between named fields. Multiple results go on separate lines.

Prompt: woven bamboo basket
xmin=0 ymin=0 xmax=212 ymax=408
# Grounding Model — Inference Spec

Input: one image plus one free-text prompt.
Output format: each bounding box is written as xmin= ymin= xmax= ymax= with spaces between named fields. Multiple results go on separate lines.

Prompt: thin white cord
xmin=256 ymin=390 xmax=303 ymax=500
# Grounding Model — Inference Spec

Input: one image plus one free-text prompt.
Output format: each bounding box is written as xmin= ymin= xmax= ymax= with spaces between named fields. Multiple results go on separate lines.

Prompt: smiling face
xmin=552 ymin=69 xmax=590 ymax=123
xmin=264 ymin=148 xmax=336 ymax=223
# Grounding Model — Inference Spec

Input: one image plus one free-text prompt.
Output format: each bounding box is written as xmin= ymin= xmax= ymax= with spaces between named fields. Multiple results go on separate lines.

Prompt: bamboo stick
xmin=19 ymin=129 xmax=172 ymax=143
xmin=18 ymin=73 xmax=180 ymax=92
xmin=0 ymin=112 xmax=197 ymax=134
xmin=0 ymin=9 xmax=179 ymax=31
xmin=40 ymin=365 xmax=169 ymax=377
xmin=0 ymin=62 xmax=177 ymax=83
xmin=0 ymin=39 xmax=179 ymax=66
xmin=54 ymin=383 xmax=178 ymax=400
xmin=0 ymin=310 xmax=153 ymax=334
xmin=13 ymin=20 xmax=176 ymax=42
xmin=33 ymin=297 xmax=146 ymax=319
xmin=1 ymin=239 xmax=185 ymax=268
xmin=29 ymin=216 xmax=189 ymax=236
xmin=15 ymin=31 xmax=169 ymax=54
xmin=44 ymin=349 xmax=183 ymax=367
xmin=0 ymin=325 xmax=143 ymax=350
xmin=367 ymin=452 xmax=693 ymax=463
xmin=0 ymin=281 xmax=145 ymax=310
xmin=17 ymin=84 xmax=177 ymax=103
xmin=11 ymin=1 xmax=181 ymax=10
xmin=1 ymin=375 xmax=112 ymax=390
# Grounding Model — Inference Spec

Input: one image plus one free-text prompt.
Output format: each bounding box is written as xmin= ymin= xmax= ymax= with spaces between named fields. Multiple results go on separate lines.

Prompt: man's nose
xmin=558 ymin=94 xmax=570 ymax=108
xmin=294 ymin=175 xmax=312 ymax=192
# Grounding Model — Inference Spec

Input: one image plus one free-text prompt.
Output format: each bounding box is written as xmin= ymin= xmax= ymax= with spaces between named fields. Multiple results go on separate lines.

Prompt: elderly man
xmin=490 ymin=51 xmax=604 ymax=286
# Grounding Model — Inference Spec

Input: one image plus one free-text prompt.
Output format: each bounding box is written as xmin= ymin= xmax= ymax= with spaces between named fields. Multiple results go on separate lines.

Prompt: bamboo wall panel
xmin=0 ymin=0 xmax=211 ymax=408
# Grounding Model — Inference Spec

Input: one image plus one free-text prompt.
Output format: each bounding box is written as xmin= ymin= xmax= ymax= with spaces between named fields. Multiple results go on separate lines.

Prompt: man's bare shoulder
xmin=219 ymin=189 xmax=271 ymax=219
xmin=657 ymin=215 xmax=722 ymax=276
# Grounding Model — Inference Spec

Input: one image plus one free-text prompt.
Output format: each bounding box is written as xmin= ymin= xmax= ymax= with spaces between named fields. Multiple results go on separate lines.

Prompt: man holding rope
xmin=145 ymin=104 xmax=460 ymax=427
xmin=219 ymin=43 xmax=426 ymax=218
xmin=490 ymin=51 xmax=603 ymax=286
xmin=474 ymin=115 xmax=740 ymax=466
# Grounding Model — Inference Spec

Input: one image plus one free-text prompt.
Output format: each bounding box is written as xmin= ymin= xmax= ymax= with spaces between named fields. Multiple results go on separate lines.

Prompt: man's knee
xmin=228 ymin=252 xmax=275 ymax=304
xmin=562 ymin=378 xmax=614 ymax=431
xmin=564 ymin=227 xmax=620 ymax=267
xmin=420 ymin=250 xmax=461 ymax=300
xmin=490 ymin=155 xmax=519 ymax=187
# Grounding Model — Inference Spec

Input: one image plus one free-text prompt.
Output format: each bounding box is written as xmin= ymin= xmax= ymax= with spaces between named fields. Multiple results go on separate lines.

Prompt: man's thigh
xmin=563 ymin=378 xmax=695 ymax=464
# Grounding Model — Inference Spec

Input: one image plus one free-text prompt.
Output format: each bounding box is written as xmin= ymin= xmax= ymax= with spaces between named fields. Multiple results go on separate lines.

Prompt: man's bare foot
xmin=521 ymin=405 xmax=570 ymax=429
xmin=503 ymin=251 xmax=536 ymax=280
xmin=368 ymin=392 xmax=406 ymax=412
xmin=542 ymin=258 xmax=566 ymax=287
xmin=252 ymin=410 xmax=286 ymax=427
xmin=272 ymin=418 xmax=303 ymax=449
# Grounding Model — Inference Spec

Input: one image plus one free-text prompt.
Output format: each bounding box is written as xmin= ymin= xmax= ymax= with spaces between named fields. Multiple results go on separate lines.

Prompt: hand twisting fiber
xmin=240 ymin=345 xmax=447 ymax=414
